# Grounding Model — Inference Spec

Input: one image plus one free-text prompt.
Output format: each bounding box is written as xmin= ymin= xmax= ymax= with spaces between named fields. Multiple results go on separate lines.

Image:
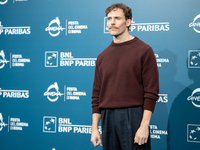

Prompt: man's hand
xmin=134 ymin=125 xmax=149 ymax=145
xmin=90 ymin=129 xmax=103 ymax=147
xmin=134 ymin=110 xmax=152 ymax=145
xmin=91 ymin=113 xmax=102 ymax=147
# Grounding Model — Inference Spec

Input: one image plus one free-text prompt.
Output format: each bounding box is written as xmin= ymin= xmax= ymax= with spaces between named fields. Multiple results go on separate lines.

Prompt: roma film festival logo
xmin=0 ymin=50 xmax=31 ymax=69
xmin=43 ymin=116 xmax=57 ymax=133
xmin=187 ymin=124 xmax=200 ymax=143
xmin=45 ymin=17 xmax=65 ymax=37
xmin=150 ymin=124 xmax=168 ymax=139
xmin=0 ymin=113 xmax=28 ymax=131
xmin=0 ymin=50 xmax=9 ymax=69
xmin=189 ymin=14 xmax=200 ymax=33
xmin=0 ymin=21 xmax=31 ymax=35
xmin=0 ymin=0 xmax=28 ymax=4
xmin=44 ymin=82 xmax=63 ymax=102
xmin=9 ymin=117 xmax=29 ymax=131
xmin=155 ymin=53 xmax=169 ymax=68
xmin=187 ymin=88 xmax=200 ymax=108
xmin=44 ymin=82 xmax=87 ymax=102
xmin=104 ymin=17 xmax=169 ymax=33
xmin=188 ymin=50 xmax=200 ymax=68
xmin=0 ymin=113 xmax=8 ymax=131
xmin=0 ymin=0 xmax=8 ymax=5
xmin=45 ymin=17 xmax=88 ymax=37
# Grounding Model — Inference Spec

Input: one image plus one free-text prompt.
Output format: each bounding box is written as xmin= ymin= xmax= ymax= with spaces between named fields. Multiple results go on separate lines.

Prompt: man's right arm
xmin=91 ymin=57 xmax=102 ymax=147
xmin=91 ymin=113 xmax=102 ymax=147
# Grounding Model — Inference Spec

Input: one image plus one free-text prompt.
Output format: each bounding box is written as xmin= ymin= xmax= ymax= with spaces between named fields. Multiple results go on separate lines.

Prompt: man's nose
xmin=111 ymin=18 xmax=115 ymax=24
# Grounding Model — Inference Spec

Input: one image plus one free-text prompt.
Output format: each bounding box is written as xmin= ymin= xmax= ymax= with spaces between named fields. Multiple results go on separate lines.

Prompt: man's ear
xmin=126 ymin=19 xmax=131 ymax=27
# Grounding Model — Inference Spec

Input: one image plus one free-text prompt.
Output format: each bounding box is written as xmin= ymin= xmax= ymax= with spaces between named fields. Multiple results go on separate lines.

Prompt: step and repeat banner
xmin=0 ymin=0 xmax=200 ymax=150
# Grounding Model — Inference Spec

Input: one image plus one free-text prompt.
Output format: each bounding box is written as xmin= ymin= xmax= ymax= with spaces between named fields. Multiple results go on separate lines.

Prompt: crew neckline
xmin=111 ymin=36 xmax=138 ymax=47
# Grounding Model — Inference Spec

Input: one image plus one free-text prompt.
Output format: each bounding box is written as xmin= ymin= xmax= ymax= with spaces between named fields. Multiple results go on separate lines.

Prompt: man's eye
xmin=107 ymin=18 xmax=111 ymax=20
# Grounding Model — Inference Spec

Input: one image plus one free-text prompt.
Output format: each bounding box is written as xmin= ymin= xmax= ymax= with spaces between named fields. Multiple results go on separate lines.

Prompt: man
xmin=91 ymin=3 xmax=159 ymax=150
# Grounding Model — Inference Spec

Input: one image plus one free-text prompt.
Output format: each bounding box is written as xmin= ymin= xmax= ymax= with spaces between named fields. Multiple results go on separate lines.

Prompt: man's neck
xmin=113 ymin=32 xmax=134 ymax=43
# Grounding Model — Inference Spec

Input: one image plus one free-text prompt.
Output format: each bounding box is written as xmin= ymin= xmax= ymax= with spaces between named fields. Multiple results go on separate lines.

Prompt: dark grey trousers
xmin=101 ymin=106 xmax=151 ymax=150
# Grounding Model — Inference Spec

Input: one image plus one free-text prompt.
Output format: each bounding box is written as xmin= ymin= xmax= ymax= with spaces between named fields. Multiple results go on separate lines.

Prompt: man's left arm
xmin=134 ymin=47 xmax=159 ymax=145
xmin=134 ymin=110 xmax=152 ymax=145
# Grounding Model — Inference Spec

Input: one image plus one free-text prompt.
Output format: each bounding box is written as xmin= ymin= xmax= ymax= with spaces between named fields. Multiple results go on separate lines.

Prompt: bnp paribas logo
xmin=188 ymin=50 xmax=200 ymax=68
xmin=187 ymin=124 xmax=200 ymax=143
xmin=43 ymin=116 xmax=56 ymax=133
xmin=104 ymin=17 xmax=169 ymax=33
xmin=45 ymin=51 xmax=58 ymax=67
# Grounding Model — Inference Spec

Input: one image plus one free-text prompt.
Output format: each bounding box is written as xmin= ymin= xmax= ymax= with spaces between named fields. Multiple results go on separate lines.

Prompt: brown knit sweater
xmin=91 ymin=37 xmax=159 ymax=114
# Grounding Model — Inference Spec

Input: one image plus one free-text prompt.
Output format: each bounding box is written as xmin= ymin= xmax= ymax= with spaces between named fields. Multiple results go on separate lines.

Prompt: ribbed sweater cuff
xmin=143 ymin=98 xmax=156 ymax=113
xmin=92 ymin=107 xmax=101 ymax=114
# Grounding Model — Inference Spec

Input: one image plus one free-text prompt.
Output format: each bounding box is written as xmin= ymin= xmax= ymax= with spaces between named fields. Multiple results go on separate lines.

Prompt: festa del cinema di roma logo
xmin=0 ymin=0 xmax=28 ymax=4
xmin=0 ymin=50 xmax=31 ymax=69
xmin=45 ymin=17 xmax=88 ymax=37
xmin=0 ymin=113 xmax=29 ymax=131
xmin=189 ymin=14 xmax=200 ymax=33
xmin=45 ymin=17 xmax=65 ymax=37
xmin=44 ymin=82 xmax=63 ymax=102
xmin=0 ymin=113 xmax=7 ymax=131
xmin=0 ymin=0 xmax=8 ymax=5
xmin=0 ymin=50 xmax=9 ymax=69
xmin=187 ymin=88 xmax=200 ymax=108
xmin=44 ymin=82 xmax=86 ymax=102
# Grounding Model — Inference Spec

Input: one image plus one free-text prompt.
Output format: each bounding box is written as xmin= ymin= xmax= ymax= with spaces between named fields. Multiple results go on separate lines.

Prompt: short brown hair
xmin=105 ymin=3 xmax=132 ymax=30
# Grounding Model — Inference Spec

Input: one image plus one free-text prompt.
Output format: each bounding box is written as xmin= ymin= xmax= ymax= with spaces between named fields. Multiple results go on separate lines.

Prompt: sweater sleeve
xmin=142 ymin=47 xmax=159 ymax=113
xmin=91 ymin=57 xmax=102 ymax=114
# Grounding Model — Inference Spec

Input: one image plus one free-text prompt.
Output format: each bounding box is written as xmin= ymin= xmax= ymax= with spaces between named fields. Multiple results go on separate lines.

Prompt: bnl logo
xmin=43 ymin=116 xmax=57 ymax=133
xmin=45 ymin=51 xmax=58 ymax=67
xmin=187 ymin=124 xmax=200 ymax=143
xmin=188 ymin=50 xmax=200 ymax=68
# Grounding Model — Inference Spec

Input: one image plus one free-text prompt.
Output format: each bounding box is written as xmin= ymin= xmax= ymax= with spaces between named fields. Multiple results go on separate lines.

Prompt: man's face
xmin=107 ymin=8 xmax=130 ymax=37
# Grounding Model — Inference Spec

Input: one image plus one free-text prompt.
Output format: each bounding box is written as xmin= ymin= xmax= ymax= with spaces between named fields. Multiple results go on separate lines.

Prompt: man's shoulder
xmin=134 ymin=37 xmax=152 ymax=49
xmin=97 ymin=43 xmax=113 ymax=58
